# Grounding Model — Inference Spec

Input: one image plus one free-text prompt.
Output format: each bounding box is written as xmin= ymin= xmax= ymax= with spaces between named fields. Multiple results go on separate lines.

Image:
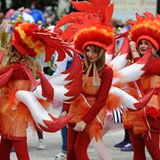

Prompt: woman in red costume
xmin=122 ymin=12 xmax=160 ymax=160
xmin=61 ymin=24 xmax=116 ymax=160
xmin=0 ymin=21 xmax=49 ymax=160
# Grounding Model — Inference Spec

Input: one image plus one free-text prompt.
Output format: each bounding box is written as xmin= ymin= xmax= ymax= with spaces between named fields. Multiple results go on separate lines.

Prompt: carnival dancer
xmin=122 ymin=12 xmax=160 ymax=160
xmin=0 ymin=21 xmax=47 ymax=160
xmin=0 ymin=21 xmax=74 ymax=160
xmin=60 ymin=23 xmax=119 ymax=160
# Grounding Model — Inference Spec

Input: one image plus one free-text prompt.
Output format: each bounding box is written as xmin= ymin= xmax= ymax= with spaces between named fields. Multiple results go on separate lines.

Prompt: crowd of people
xmin=0 ymin=0 xmax=160 ymax=160
xmin=0 ymin=3 xmax=68 ymax=29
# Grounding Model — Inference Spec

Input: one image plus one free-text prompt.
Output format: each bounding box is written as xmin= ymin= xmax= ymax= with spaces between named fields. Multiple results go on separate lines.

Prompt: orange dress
xmin=68 ymin=76 xmax=121 ymax=141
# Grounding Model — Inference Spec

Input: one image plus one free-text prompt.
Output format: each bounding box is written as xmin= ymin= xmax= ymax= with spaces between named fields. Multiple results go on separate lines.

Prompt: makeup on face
xmin=138 ymin=40 xmax=150 ymax=55
xmin=85 ymin=46 xmax=99 ymax=63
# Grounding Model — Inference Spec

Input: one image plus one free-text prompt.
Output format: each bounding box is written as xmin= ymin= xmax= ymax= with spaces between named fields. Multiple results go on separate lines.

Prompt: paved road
xmin=10 ymin=108 xmax=151 ymax=160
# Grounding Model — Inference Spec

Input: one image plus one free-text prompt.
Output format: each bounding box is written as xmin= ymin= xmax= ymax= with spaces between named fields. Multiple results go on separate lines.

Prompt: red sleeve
xmin=133 ymin=57 xmax=140 ymax=63
xmin=82 ymin=65 xmax=113 ymax=124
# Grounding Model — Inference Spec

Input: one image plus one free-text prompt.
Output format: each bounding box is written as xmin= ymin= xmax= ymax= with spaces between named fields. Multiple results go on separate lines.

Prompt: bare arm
xmin=130 ymin=41 xmax=140 ymax=59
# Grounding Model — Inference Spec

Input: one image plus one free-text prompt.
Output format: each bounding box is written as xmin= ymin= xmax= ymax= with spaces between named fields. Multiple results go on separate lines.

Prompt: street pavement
xmin=10 ymin=108 xmax=152 ymax=160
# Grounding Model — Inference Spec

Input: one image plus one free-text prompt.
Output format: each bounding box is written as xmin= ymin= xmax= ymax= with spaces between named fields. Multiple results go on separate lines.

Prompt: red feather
xmin=34 ymin=29 xmax=72 ymax=62
xmin=70 ymin=0 xmax=113 ymax=24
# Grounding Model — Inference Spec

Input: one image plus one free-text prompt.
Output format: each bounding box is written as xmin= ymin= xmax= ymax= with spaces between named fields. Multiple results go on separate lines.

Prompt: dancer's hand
xmin=130 ymin=41 xmax=136 ymax=52
xmin=74 ymin=120 xmax=86 ymax=132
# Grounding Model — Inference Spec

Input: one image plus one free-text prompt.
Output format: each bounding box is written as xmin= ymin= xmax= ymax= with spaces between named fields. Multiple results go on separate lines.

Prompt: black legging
xmin=124 ymin=129 xmax=131 ymax=142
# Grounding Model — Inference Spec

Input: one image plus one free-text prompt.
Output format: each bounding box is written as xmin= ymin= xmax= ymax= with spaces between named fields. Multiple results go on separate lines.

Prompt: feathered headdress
xmin=55 ymin=0 xmax=114 ymax=42
xmin=11 ymin=22 xmax=45 ymax=57
xmin=127 ymin=12 xmax=160 ymax=51
xmin=73 ymin=24 xmax=114 ymax=53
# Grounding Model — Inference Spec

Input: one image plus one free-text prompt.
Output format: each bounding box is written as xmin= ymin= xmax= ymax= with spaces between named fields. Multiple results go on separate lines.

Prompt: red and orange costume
xmin=0 ymin=64 xmax=38 ymax=160
xmin=0 ymin=22 xmax=49 ymax=160
xmin=66 ymin=65 xmax=113 ymax=160
xmin=63 ymin=24 xmax=117 ymax=160
xmin=122 ymin=12 xmax=160 ymax=160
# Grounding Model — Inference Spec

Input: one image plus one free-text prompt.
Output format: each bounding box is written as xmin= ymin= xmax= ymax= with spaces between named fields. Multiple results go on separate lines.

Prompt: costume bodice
xmin=0 ymin=80 xmax=32 ymax=139
xmin=82 ymin=76 xmax=100 ymax=96
xmin=140 ymin=75 xmax=160 ymax=110
xmin=140 ymin=75 xmax=160 ymax=89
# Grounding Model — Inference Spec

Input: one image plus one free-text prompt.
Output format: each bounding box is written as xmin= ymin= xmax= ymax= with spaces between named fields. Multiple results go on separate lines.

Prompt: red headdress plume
xmin=70 ymin=0 xmax=114 ymax=24
xmin=55 ymin=0 xmax=114 ymax=42
xmin=127 ymin=12 xmax=160 ymax=51
xmin=73 ymin=24 xmax=114 ymax=53
xmin=56 ymin=12 xmax=102 ymax=42
xmin=11 ymin=22 xmax=45 ymax=57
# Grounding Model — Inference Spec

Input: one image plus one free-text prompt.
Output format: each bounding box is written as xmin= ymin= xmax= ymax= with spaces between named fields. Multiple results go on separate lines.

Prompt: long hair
xmin=4 ymin=41 xmax=37 ymax=76
xmin=83 ymin=45 xmax=105 ymax=72
xmin=151 ymin=47 xmax=159 ymax=59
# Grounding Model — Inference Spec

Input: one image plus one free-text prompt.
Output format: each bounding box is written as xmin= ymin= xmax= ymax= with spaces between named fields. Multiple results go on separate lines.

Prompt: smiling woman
xmin=122 ymin=12 xmax=160 ymax=160
xmin=137 ymin=40 xmax=158 ymax=59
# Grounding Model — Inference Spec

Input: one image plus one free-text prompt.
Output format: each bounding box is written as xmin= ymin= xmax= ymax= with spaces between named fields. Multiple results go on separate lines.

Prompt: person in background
xmin=37 ymin=129 xmax=45 ymax=150
xmin=123 ymin=12 xmax=160 ymax=160
xmin=42 ymin=25 xmax=70 ymax=160
xmin=52 ymin=51 xmax=73 ymax=160
xmin=36 ymin=65 xmax=54 ymax=150
xmin=114 ymin=129 xmax=133 ymax=151
xmin=113 ymin=22 xmax=133 ymax=152
xmin=34 ymin=57 xmax=47 ymax=150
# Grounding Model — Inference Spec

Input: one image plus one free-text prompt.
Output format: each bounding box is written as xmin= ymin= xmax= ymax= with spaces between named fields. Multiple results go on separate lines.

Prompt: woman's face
xmin=85 ymin=46 xmax=99 ymax=63
xmin=138 ymin=40 xmax=152 ymax=55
